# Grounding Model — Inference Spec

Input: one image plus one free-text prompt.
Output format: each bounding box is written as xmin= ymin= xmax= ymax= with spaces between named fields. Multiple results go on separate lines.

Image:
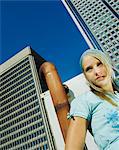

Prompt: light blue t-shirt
xmin=69 ymin=91 xmax=119 ymax=150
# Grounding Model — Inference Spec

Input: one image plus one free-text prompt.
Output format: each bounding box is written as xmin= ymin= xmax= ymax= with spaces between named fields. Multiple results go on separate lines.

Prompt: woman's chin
xmin=95 ymin=80 xmax=107 ymax=88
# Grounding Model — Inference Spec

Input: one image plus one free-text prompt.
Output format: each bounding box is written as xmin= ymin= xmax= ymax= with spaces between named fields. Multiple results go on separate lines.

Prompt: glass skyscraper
xmin=0 ymin=47 xmax=64 ymax=150
xmin=62 ymin=0 xmax=119 ymax=77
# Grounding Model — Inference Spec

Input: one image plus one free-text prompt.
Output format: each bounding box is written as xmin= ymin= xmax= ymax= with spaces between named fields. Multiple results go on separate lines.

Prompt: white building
xmin=0 ymin=47 xmax=64 ymax=150
xmin=62 ymin=0 xmax=119 ymax=77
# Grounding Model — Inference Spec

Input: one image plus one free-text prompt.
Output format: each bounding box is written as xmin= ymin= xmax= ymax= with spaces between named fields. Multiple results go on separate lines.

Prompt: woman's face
xmin=82 ymin=55 xmax=110 ymax=89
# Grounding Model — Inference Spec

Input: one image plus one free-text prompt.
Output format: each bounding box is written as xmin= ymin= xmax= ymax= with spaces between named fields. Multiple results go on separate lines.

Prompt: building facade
xmin=0 ymin=47 xmax=64 ymax=150
xmin=62 ymin=0 xmax=119 ymax=77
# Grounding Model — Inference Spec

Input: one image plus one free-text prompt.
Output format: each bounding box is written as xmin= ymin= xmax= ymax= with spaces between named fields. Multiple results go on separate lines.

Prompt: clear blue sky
xmin=1 ymin=0 xmax=89 ymax=82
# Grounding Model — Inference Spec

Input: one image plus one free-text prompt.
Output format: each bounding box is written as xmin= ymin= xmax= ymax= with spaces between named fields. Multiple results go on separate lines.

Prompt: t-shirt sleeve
xmin=68 ymin=94 xmax=92 ymax=121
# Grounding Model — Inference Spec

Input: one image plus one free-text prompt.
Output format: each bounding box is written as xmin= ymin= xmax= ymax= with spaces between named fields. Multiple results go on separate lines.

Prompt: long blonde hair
xmin=93 ymin=90 xmax=118 ymax=107
xmin=80 ymin=49 xmax=118 ymax=107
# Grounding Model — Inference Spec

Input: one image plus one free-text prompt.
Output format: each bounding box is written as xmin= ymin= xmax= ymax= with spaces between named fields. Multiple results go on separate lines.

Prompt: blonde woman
xmin=65 ymin=49 xmax=119 ymax=150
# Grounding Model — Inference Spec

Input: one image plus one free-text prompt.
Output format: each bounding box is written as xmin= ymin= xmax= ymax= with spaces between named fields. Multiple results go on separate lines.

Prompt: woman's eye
xmin=97 ymin=62 xmax=102 ymax=66
xmin=85 ymin=67 xmax=92 ymax=72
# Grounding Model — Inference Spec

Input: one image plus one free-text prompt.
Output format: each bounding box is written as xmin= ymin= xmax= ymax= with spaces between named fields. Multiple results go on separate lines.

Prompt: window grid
xmin=0 ymin=88 xmax=36 ymax=108
xmin=1 ymin=115 xmax=43 ymax=137
xmin=1 ymin=107 xmax=40 ymax=131
xmin=71 ymin=0 xmax=119 ymax=67
xmin=0 ymin=59 xmax=29 ymax=81
xmin=1 ymin=57 xmax=29 ymax=78
xmin=1 ymin=78 xmax=34 ymax=97
xmin=0 ymin=98 xmax=39 ymax=121
xmin=0 ymin=93 xmax=37 ymax=115
xmin=1 ymin=82 xmax=35 ymax=102
xmin=0 ymin=73 xmax=32 ymax=91
xmin=1 ymin=54 xmax=57 ymax=149
xmin=0 ymin=64 xmax=31 ymax=87
xmin=1 ymin=122 xmax=45 ymax=144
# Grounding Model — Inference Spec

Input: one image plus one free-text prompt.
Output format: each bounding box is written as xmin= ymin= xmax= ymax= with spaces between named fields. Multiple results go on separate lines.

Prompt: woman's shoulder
xmin=77 ymin=91 xmax=97 ymax=100
xmin=71 ymin=91 xmax=101 ymax=107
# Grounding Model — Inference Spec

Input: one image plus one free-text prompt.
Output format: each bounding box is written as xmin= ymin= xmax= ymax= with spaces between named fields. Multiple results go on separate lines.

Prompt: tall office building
xmin=62 ymin=0 xmax=119 ymax=77
xmin=0 ymin=47 xmax=64 ymax=150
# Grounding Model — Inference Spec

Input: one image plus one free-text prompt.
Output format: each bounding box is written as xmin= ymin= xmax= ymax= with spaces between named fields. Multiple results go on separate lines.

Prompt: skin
xmin=65 ymin=55 xmax=114 ymax=150
xmin=65 ymin=117 xmax=88 ymax=150
xmin=82 ymin=55 xmax=113 ymax=93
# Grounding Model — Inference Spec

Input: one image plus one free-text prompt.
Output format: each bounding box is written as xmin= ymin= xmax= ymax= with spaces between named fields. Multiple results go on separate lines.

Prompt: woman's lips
xmin=96 ymin=76 xmax=104 ymax=81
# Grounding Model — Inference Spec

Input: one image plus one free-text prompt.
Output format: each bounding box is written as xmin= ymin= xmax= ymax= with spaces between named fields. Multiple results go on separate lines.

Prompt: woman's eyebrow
xmin=85 ymin=65 xmax=92 ymax=72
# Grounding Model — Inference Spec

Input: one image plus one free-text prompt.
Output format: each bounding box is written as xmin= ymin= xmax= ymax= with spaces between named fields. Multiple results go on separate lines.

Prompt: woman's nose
xmin=94 ymin=67 xmax=101 ymax=75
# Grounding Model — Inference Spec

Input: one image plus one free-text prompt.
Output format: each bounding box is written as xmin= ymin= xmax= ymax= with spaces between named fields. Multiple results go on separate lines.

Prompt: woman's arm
xmin=65 ymin=117 xmax=88 ymax=150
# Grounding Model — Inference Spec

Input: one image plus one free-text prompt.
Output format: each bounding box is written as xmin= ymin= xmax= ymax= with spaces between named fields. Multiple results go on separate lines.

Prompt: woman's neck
xmin=102 ymin=82 xmax=114 ymax=93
